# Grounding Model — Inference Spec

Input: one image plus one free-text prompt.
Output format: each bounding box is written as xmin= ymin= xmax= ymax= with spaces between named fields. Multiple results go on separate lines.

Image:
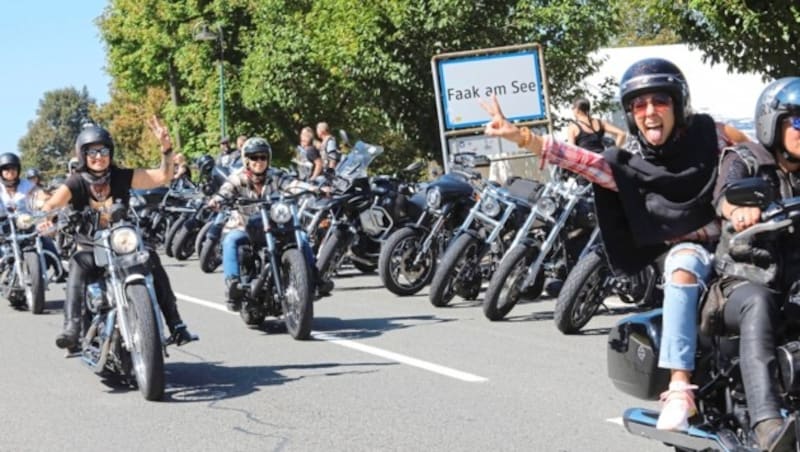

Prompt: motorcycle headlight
xmin=480 ymin=196 xmax=502 ymax=218
xmin=110 ymin=227 xmax=140 ymax=254
xmin=269 ymin=202 xmax=293 ymax=224
xmin=536 ymin=196 xmax=557 ymax=217
xmin=426 ymin=187 xmax=442 ymax=210
xmin=15 ymin=214 xmax=35 ymax=230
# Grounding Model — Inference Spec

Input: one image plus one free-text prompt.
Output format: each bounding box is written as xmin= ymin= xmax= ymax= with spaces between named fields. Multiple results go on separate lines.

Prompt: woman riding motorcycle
xmin=207 ymin=137 xmax=285 ymax=311
xmin=481 ymin=58 xmax=748 ymax=433
xmin=41 ymin=118 xmax=196 ymax=349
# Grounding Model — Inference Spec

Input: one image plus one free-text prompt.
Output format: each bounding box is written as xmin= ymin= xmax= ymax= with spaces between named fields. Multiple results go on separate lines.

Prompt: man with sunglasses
xmin=41 ymin=118 xmax=196 ymax=350
xmin=705 ymin=77 xmax=800 ymax=451
xmin=482 ymin=57 xmax=749 ymax=433
xmin=207 ymin=137 xmax=285 ymax=312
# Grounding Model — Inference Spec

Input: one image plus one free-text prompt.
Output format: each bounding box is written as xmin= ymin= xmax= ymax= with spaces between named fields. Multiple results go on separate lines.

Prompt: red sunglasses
xmin=629 ymin=93 xmax=673 ymax=116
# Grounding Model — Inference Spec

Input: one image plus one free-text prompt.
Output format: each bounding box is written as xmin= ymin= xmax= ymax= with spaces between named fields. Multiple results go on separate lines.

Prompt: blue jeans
xmin=222 ymin=230 xmax=249 ymax=280
xmin=658 ymin=242 xmax=715 ymax=371
xmin=221 ymin=216 xmax=264 ymax=280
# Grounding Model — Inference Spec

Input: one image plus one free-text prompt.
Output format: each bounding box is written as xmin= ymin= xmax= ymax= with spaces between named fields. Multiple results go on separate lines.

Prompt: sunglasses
xmin=629 ymin=93 xmax=673 ymax=116
xmin=86 ymin=147 xmax=111 ymax=158
xmin=785 ymin=116 xmax=800 ymax=131
xmin=249 ymin=154 xmax=269 ymax=162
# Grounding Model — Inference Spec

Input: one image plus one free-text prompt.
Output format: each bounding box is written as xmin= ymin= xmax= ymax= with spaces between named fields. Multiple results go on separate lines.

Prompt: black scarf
xmin=593 ymin=113 xmax=719 ymax=274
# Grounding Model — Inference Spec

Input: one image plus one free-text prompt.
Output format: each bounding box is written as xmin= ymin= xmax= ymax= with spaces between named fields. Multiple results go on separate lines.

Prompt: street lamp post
xmin=194 ymin=24 xmax=226 ymax=140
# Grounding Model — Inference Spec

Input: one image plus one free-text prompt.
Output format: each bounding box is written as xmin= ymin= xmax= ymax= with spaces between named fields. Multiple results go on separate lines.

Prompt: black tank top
xmin=572 ymin=119 xmax=605 ymax=152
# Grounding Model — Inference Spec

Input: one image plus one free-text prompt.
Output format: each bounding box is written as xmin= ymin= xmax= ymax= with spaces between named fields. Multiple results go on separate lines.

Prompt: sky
xmin=0 ymin=1 xmax=111 ymax=156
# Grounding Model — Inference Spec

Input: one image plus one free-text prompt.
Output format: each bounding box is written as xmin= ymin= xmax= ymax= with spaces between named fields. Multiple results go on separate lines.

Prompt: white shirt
xmin=0 ymin=179 xmax=37 ymax=214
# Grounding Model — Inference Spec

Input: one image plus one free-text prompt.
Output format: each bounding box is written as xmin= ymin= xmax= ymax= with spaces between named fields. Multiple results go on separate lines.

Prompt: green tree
xmin=666 ymin=0 xmax=799 ymax=79
xmin=609 ymin=0 xmax=682 ymax=47
xmin=99 ymin=0 xmax=622 ymax=170
xmin=18 ymin=87 xmax=96 ymax=179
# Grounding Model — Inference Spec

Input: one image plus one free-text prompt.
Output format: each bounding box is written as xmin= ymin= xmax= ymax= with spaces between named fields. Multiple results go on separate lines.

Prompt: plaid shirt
xmin=539 ymin=123 xmax=737 ymax=243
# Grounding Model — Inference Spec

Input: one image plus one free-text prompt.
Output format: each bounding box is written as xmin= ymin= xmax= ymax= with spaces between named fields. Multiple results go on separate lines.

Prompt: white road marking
xmin=606 ymin=417 xmax=623 ymax=426
xmin=175 ymin=292 xmax=489 ymax=383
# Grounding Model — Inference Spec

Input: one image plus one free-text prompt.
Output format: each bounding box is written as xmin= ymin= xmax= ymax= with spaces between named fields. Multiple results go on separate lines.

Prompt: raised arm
xmin=131 ymin=116 xmax=175 ymax=190
xmin=602 ymin=120 xmax=628 ymax=147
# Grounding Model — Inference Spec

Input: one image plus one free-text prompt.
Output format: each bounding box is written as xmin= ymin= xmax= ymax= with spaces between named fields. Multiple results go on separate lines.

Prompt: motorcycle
xmin=378 ymin=152 xmax=482 ymax=296
xmin=481 ymin=169 xmax=596 ymax=320
xmin=63 ymin=205 xmax=175 ymax=401
xmin=0 ymin=209 xmax=61 ymax=314
xmin=168 ymin=154 xmax=228 ymax=260
xmin=608 ymin=177 xmax=800 ymax=451
xmin=552 ymin=226 xmax=661 ymax=334
xmin=428 ymin=174 xmax=543 ymax=307
xmin=315 ymin=140 xmax=424 ymax=294
xmin=230 ymin=192 xmax=315 ymax=339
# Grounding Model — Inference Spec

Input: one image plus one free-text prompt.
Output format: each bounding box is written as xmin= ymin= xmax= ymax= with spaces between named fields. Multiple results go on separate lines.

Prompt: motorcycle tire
xmin=428 ymin=233 xmax=480 ymax=307
xmin=171 ymin=223 xmax=199 ymax=261
xmin=23 ymin=251 xmax=45 ymax=315
xmin=553 ymin=250 xmax=610 ymax=335
xmin=352 ymin=260 xmax=376 ymax=274
xmin=163 ymin=216 xmax=185 ymax=258
xmin=379 ymin=227 xmax=434 ymax=296
xmin=316 ymin=229 xmax=350 ymax=296
xmin=124 ymin=282 xmax=165 ymax=401
xmin=199 ymin=236 xmax=222 ymax=274
xmin=281 ymin=248 xmax=313 ymax=340
xmin=482 ymin=244 xmax=544 ymax=321
xmin=195 ymin=221 xmax=215 ymax=258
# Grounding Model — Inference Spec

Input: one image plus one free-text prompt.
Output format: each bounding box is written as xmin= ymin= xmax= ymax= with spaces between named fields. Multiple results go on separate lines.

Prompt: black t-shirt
xmin=304 ymin=145 xmax=321 ymax=162
xmin=65 ymin=167 xmax=135 ymax=212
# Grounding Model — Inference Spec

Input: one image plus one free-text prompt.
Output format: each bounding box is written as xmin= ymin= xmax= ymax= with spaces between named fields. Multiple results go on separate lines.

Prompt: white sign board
xmin=437 ymin=50 xmax=546 ymax=129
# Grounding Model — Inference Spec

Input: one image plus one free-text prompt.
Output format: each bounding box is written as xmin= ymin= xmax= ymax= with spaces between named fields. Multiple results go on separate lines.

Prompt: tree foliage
xmin=18 ymin=87 xmax=95 ymax=179
xmin=665 ymin=0 xmax=800 ymax=79
xmin=98 ymin=0 xmax=621 ymax=171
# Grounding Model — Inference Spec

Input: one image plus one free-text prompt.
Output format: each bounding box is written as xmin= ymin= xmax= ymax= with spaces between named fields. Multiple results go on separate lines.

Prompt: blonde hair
xmin=300 ymin=126 xmax=314 ymax=145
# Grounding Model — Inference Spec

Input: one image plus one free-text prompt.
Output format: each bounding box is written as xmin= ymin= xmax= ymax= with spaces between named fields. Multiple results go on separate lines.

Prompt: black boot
xmin=225 ymin=277 xmax=242 ymax=311
xmin=755 ymin=417 xmax=796 ymax=452
xmin=168 ymin=323 xmax=197 ymax=346
xmin=55 ymin=296 xmax=80 ymax=350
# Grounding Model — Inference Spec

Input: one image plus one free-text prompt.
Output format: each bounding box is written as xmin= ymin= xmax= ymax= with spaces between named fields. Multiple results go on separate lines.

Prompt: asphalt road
xmin=0 ymin=254 xmax=669 ymax=452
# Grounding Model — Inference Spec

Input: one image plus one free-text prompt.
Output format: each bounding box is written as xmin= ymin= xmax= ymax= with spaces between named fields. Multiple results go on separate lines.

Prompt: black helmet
xmin=26 ymin=168 xmax=40 ymax=179
xmin=0 ymin=153 xmax=21 ymax=188
xmin=619 ymin=58 xmax=691 ymax=133
xmin=74 ymin=124 xmax=114 ymax=168
xmin=196 ymin=154 xmax=215 ymax=175
xmin=755 ymin=77 xmax=800 ymax=152
xmin=242 ymin=137 xmax=272 ymax=161
xmin=0 ymin=153 xmax=21 ymax=171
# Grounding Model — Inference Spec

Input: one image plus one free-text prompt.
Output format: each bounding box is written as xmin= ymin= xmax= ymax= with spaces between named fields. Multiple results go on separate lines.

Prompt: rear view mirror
xmin=724 ymin=177 xmax=774 ymax=210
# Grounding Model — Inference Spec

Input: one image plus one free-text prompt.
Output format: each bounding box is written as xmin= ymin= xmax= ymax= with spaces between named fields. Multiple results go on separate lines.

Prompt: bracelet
xmin=517 ymin=127 xmax=532 ymax=148
xmin=162 ymin=147 xmax=174 ymax=155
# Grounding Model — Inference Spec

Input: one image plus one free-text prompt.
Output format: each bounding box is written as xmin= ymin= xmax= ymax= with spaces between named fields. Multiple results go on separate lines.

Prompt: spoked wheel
xmin=280 ymin=249 xmax=313 ymax=339
xmin=124 ymin=282 xmax=165 ymax=401
xmin=553 ymin=250 xmax=611 ymax=335
xmin=428 ymin=234 xmax=481 ymax=307
xmin=379 ymin=227 xmax=434 ymax=296
xmin=482 ymin=245 xmax=544 ymax=321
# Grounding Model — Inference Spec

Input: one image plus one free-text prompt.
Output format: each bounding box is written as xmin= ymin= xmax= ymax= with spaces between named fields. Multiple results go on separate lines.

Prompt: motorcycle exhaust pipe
xmin=622 ymin=408 xmax=741 ymax=451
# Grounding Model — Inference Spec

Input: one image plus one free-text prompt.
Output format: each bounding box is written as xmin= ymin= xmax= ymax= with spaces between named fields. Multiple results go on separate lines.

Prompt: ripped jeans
xmin=658 ymin=242 xmax=715 ymax=371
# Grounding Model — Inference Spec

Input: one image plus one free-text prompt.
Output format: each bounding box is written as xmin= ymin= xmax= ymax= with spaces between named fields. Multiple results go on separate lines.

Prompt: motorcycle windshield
xmin=335 ymin=141 xmax=383 ymax=181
